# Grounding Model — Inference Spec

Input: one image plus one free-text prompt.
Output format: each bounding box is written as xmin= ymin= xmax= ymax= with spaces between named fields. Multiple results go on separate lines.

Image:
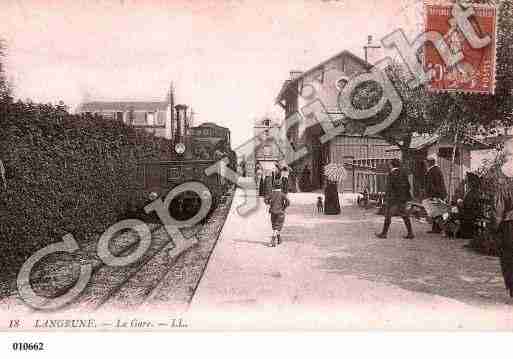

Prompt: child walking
xmin=264 ymin=183 xmax=290 ymax=247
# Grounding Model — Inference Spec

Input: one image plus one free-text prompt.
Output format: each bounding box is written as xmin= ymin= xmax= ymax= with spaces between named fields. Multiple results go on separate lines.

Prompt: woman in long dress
xmin=495 ymin=138 xmax=513 ymax=299
xmin=272 ymin=162 xmax=281 ymax=189
xmin=280 ymin=166 xmax=290 ymax=194
xmin=324 ymin=179 xmax=341 ymax=215
xmin=262 ymin=168 xmax=273 ymax=198
xmin=323 ymin=163 xmax=345 ymax=215
xmin=255 ymin=164 xmax=264 ymax=197
xmin=300 ymin=165 xmax=312 ymax=192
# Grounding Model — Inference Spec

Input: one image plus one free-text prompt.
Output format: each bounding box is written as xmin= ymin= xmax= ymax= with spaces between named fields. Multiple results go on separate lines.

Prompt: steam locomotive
xmin=130 ymin=122 xmax=236 ymax=222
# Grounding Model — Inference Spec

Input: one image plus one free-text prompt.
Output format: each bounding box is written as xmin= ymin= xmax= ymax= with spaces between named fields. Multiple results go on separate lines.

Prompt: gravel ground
xmin=188 ymin=190 xmax=513 ymax=330
xmin=285 ymin=200 xmax=508 ymax=307
xmin=138 ymin=191 xmax=235 ymax=313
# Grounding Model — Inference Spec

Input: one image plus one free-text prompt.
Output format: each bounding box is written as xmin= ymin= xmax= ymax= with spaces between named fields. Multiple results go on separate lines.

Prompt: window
xmin=287 ymin=101 xmax=295 ymax=114
xmin=135 ymin=165 xmax=145 ymax=187
xmin=312 ymin=68 xmax=324 ymax=83
xmin=263 ymin=119 xmax=270 ymax=127
xmin=155 ymin=111 xmax=165 ymax=126
xmin=336 ymin=78 xmax=349 ymax=91
xmin=263 ymin=145 xmax=272 ymax=157
xmin=183 ymin=166 xmax=193 ymax=178
xmin=168 ymin=167 xmax=181 ymax=181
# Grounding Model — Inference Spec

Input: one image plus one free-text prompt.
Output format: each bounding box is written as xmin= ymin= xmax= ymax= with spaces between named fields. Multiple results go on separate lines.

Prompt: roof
xmin=387 ymin=134 xmax=491 ymax=152
xmin=483 ymin=134 xmax=513 ymax=146
xmin=275 ymin=80 xmax=292 ymax=104
xmin=408 ymin=135 xmax=440 ymax=150
xmin=276 ymin=50 xmax=373 ymax=103
xmin=194 ymin=122 xmax=229 ymax=130
xmin=79 ymin=101 xmax=168 ymax=112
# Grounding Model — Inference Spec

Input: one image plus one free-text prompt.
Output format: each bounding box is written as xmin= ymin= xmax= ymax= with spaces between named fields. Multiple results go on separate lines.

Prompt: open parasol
xmin=324 ymin=163 xmax=347 ymax=182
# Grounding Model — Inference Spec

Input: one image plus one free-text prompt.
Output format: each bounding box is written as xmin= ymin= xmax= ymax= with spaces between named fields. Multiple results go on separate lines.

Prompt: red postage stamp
xmin=424 ymin=3 xmax=497 ymax=94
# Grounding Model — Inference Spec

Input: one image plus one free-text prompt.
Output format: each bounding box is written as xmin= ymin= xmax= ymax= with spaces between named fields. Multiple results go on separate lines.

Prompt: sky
xmin=0 ymin=0 xmax=421 ymax=147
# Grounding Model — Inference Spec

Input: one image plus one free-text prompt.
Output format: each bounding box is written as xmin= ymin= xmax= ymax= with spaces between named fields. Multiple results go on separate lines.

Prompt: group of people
xmin=255 ymin=162 xmax=289 ymax=197
xmin=375 ymin=156 xmax=480 ymax=240
xmin=255 ymin=161 xmax=344 ymax=247
xmin=375 ymin=145 xmax=513 ymax=301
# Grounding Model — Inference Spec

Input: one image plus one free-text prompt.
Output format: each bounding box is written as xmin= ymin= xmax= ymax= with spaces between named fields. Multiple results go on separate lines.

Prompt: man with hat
xmin=424 ymin=156 xmax=447 ymax=234
xmin=375 ymin=158 xmax=414 ymax=239
xmin=459 ymin=172 xmax=481 ymax=239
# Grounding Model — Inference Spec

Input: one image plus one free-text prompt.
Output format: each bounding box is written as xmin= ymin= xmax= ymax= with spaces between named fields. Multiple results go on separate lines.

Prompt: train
xmin=128 ymin=122 xmax=236 ymax=222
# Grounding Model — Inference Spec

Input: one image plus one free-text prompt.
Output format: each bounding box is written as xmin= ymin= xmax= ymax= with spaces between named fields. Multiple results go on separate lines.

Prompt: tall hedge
xmin=0 ymin=100 xmax=175 ymax=283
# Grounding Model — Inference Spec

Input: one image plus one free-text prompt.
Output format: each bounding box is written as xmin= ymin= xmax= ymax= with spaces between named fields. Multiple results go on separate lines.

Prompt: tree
xmin=0 ymin=39 xmax=11 ymax=103
xmin=347 ymin=61 xmax=442 ymax=160
xmin=494 ymin=0 xmax=513 ymax=125
xmin=347 ymin=0 xmax=513 ymax=164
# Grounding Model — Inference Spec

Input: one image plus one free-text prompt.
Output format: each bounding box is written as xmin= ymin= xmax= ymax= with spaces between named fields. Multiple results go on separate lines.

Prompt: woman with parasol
xmin=323 ymin=163 xmax=346 ymax=215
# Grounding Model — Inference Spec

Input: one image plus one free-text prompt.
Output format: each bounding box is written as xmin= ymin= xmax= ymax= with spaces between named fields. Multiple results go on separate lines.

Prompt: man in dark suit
xmin=376 ymin=159 xmax=414 ymax=239
xmin=424 ymin=156 xmax=447 ymax=234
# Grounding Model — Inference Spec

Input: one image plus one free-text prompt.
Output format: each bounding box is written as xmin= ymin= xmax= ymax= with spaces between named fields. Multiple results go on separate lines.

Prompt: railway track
xmin=78 ymin=189 xmax=234 ymax=313
xmin=4 ymin=188 xmax=234 ymax=314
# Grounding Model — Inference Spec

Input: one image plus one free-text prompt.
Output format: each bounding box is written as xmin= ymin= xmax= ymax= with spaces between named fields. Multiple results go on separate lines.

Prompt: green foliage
xmin=0 ymin=100 xmax=175 ymax=281
xmin=349 ymin=0 xmax=513 ymax=152
xmin=0 ymin=40 xmax=11 ymax=103
xmin=346 ymin=61 xmax=441 ymax=149
xmin=495 ymin=0 xmax=513 ymax=123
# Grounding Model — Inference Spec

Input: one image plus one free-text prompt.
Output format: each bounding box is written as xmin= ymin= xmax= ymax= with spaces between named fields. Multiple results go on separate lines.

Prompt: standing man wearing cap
xmin=424 ymin=156 xmax=447 ymax=234
xmin=265 ymin=182 xmax=290 ymax=247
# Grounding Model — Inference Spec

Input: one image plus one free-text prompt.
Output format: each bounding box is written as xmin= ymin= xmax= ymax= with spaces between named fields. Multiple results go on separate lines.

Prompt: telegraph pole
xmin=169 ymin=81 xmax=175 ymax=141
xmin=190 ymin=108 xmax=195 ymax=128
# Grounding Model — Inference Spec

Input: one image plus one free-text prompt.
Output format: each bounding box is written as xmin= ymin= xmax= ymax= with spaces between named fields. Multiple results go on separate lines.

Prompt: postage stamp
xmin=424 ymin=3 xmax=497 ymax=94
xmin=1 ymin=2 xmax=513 ymax=353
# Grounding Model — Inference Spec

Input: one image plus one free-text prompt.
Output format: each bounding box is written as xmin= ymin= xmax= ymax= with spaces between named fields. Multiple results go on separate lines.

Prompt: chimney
xmin=363 ymin=35 xmax=382 ymax=64
xmin=289 ymin=71 xmax=303 ymax=80
xmin=168 ymin=82 xmax=175 ymax=140
xmin=175 ymin=104 xmax=188 ymax=143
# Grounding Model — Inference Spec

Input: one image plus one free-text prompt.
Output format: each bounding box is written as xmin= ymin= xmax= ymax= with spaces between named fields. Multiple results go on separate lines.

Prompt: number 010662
xmin=12 ymin=342 xmax=45 ymax=351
